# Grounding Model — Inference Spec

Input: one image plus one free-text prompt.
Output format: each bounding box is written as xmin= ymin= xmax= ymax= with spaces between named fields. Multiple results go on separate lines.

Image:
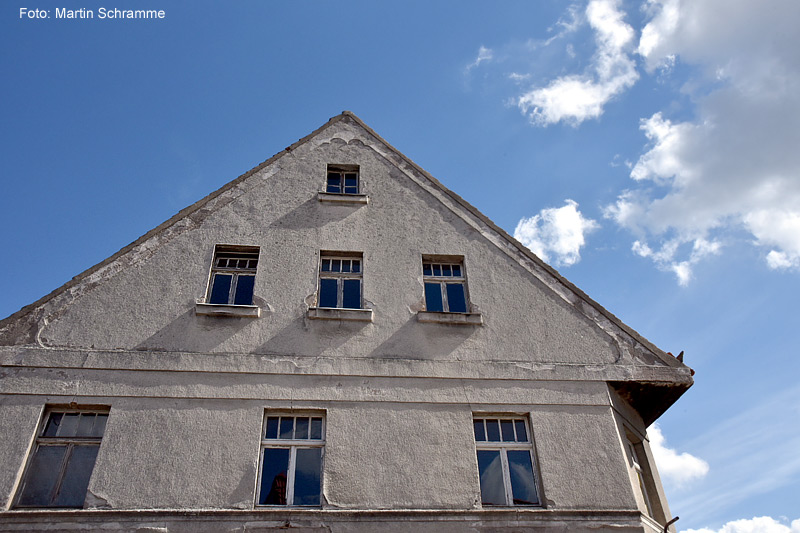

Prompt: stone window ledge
xmin=307 ymin=307 xmax=373 ymax=322
xmin=417 ymin=311 xmax=483 ymax=325
xmin=317 ymin=192 xmax=369 ymax=205
xmin=195 ymin=303 xmax=261 ymax=318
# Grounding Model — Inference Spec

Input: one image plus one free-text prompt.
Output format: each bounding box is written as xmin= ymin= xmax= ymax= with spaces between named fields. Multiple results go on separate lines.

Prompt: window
xmin=423 ymin=259 xmax=468 ymax=313
xmin=15 ymin=409 xmax=108 ymax=508
xmin=474 ymin=416 xmax=540 ymax=507
xmin=625 ymin=433 xmax=654 ymax=517
xmin=257 ymin=414 xmax=325 ymax=506
xmin=207 ymin=245 xmax=259 ymax=306
xmin=318 ymin=253 xmax=362 ymax=309
xmin=326 ymin=165 xmax=359 ymax=195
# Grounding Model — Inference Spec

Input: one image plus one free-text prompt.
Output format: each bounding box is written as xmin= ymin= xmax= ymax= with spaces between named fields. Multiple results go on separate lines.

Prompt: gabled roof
xmin=0 ymin=111 xmax=692 ymax=423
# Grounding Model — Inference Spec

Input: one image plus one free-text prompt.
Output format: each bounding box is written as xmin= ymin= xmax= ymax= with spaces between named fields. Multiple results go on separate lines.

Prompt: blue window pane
xmin=344 ymin=174 xmax=358 ymax=194
xmin=259 ymin=448 xmax=289 ymax=505
xmin=17 ymin=445 xmax=67 ymax=506
xmin=265 ymin=417 xmax=279 ymax=439
xmin=234 ymin=275 xmax=255 ymax=305
xmin=295 ymin=418 xmax=309 ymax=440
xmin=53 ymin=445 xmax=99 ymax=507
xmin=486 ymin=419 xmax=501 ymax=441
xmin=310 ymin=418 xmax=323 ymax=440
xmin=319 ymin=278 xmax=338 ymax=308
xmin=331 ymin=260 xmax=341 ymax=273
xmin=477 ymin=450 xmax=506 ymax=505
xmin=433 ymin=264 xmax=441 ymax=276
xmin=279 ymin=418 xmax=294 ymax=440
xmin=508 ymin=450 xmax=539 ymax=505
xmin=293 ymin=448 xmax=322 ymax=505
xmin=452 ymin=265 xmax=462 ymax=276
xmin=352 ymin=260 xmax=360 ymax=273
xmin=209 ymin=274 xmax=232 ymax=304
xmin=446 ymin=283 xmax=467 ymax=313
xmin=342 ymin=279 xmax=361 ymax=309
xmin=442 ymin=264 xmax=452 ymax=276
xmin=474 ymin=420 xmax=486 ymax=441
xmin=321 ymin=259 xmax=330 ymax=272
xmin=341 ymin=261 xmax=351 ymax=273
xmin=326 ymin=174 xmax=341 ymax=193
xmin=501 ymin=420 xmax=515 ymax=442
xmin=424 ymin=283 xmax=443 ymax=312
xmin=59 ymin=414 xmax=80 ymax=437
xmin=515 ymin=420 xmax=528 ymax=442
xmin=423 ymin=264 xmax=432 ymax=276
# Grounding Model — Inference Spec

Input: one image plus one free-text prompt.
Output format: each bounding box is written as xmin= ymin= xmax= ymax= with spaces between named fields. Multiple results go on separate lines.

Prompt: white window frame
xmin=422 ymin=257 xmax=469 ymax=313
xmin=625 ymin=432 xmax=655 ymax=517
xmin=318 ymin=253 xmax=363 ymax=309
xmin=14 ymin=407 xmax=109 ymax=509
xmin=256 ymin=413 xmax=326 ymax=507
xmin=206 ymin=245 xmax=259 ymax=306
xmin=325 ymin=164 xmax=360 ymax=195
xmin=473 ymin=415 xmax=541 ymax=507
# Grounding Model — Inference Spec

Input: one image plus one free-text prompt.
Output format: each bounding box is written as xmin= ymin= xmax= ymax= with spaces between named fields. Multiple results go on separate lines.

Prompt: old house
xmin=0 ymin=112 xmax=692 ymax=532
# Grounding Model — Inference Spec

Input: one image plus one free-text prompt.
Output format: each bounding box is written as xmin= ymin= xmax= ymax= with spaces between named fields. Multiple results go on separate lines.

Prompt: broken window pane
xmin=477 ymin=450 xmax=505 ymax=505
xmin=293 ymin=447 xmax=322 ymax=505
xmin=52 ymin=445 xmax=99 ymax=508
xmin=259 ymin=448 xmax=290 ymax=505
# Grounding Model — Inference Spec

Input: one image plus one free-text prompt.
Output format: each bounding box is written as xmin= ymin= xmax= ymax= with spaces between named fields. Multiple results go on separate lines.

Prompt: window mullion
xmin=440 ymin=282 xmax=448 ymax=312
xmin=500 ymin=449 xmax=513 ymax=506
xmin=49 ymin=443 xmax=74 ymax=505
xmin=337 ymin=278 xmax=343 ymax=308
xmin=228 ymin=274 xmax=238 ymax=304
xmin=286 ymin=446 xmax=297 ymax=506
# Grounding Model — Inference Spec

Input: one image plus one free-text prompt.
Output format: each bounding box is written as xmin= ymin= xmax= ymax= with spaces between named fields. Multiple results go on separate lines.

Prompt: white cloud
xmin=682 ymin=517 xmax=800 ymax=533
xmin=606 ymin=0 xmax=800 ymax=281
xmin=517 ymin=0 xmax=638 ymax=126
xmin=630 ymin=237 xmax=721 ymax=286
xmin=647 ymin=424 xmax=708 ymax=487
xmin=513 ymin=199 xmax=599 ymax=267
xmin=466 ymin=46 xmax=494 ymax=71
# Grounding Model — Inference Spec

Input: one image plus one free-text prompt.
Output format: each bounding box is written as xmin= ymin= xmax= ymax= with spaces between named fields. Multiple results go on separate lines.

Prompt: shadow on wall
xmin=369 ymin=318 xmax=478 ymax=360
xmin=269 ymin=198 xmax=359 ymax=230
xmin=135 ymin=307 xmax=257 ymax=353
xmin=258 ymin=315 xmax=371 ymax=357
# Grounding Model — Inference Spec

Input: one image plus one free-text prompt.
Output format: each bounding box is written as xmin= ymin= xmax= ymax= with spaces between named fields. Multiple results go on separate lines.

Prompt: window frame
xmin=473 ymin=415 xmax=541 ymax=507
xmin=256 ymin=413 xmax=326 ymax=508
xmin=318 ymin=252 xmax=363 ymax=310
xmin=625 ymin=431 xmax=655 ymax=517
xmin=14 ymin=407 xmax=109 ymax=509
xmin=205 ymin=245 xmax=260 ymax=307
xmin=325 ymin=164 xmax=360 ymax=195
xmin=422 ymin=256 xmax=470 ymax=313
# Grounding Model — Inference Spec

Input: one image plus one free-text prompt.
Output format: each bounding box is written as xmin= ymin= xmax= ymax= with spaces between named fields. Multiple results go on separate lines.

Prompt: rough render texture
xmin=0 ymin=113 xmax=689 ymax=531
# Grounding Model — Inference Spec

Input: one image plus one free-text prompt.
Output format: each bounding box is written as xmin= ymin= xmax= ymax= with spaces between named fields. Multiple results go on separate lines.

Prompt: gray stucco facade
xmin=0 ymin=112 xmax=691 ymax=532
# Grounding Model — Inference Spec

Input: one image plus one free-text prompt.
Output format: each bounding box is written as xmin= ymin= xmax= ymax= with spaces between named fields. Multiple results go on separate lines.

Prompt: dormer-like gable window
xmin=207 ymin=245 xmax=259 ymax=306
xmin=326 ymin=165 xmax=359 ymax=195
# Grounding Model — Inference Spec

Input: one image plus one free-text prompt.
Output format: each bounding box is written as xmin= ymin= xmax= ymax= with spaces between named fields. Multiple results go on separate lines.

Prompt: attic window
xmin=326 ymin=165 xmax=359 ymax=194
xmin=417 ymin=255 xmax=482 ymax=325
xmin=196 ymin=245 xmax=261 ymax=318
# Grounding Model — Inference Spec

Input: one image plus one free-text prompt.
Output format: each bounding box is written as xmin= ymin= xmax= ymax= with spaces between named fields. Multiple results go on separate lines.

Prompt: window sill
xmin=195 ymin=303 xmax=261 ymax=318
xmin=307 ymin=307 xmax=373 ymax=322
xmin=317 ymin=192 xmax=369 ymax=205
xmin=417 ymin=311 xmax=483 ymax=325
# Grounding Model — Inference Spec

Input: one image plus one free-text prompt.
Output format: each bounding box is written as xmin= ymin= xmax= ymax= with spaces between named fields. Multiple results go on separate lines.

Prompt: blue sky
xmin=2 ymin=1 xmax=799 ymax=530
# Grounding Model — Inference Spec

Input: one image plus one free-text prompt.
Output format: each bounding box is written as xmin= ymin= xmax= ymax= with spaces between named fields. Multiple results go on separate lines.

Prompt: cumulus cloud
xmin=605 ymin=0 xmax=800 ymax=281
xmin=517 ymin=0 xmax=638 ymax=126
xmin=647 ymin=424 xmax=708 ymax=486
xmin=682 ymin=517 xmax=800 ymax=533
xmin=466 ymin=46 xmax=494 ymax=72
xmin=513 ymin=199 xmax=599 ymax=267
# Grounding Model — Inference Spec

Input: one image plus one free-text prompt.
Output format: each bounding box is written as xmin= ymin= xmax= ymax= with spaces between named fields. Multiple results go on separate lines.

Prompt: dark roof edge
xmin=0 ymin=113 xmax=350 ymax=329
xmin=340 ymin=111 xmax=681 ymax=370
